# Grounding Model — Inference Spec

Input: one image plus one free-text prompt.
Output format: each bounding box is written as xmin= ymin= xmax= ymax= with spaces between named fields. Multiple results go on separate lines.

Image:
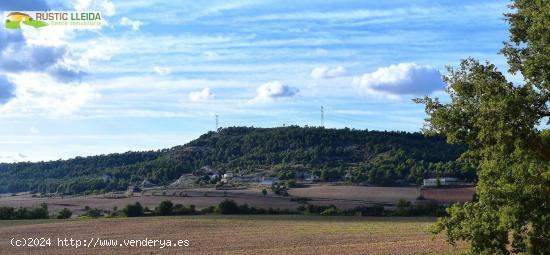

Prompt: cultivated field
xmin=420 ymin=187 xmax=475 ymax=203
xmin=0 ymin=215 xmax=466 ymax=255
xmin=288 ymin=185 xmax=420 ymax=205
xmin=0 ymin=185 xmax=475 ymax=215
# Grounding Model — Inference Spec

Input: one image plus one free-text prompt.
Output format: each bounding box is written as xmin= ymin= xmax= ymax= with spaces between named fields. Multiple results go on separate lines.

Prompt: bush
xmin=0 ymin=206 xmax=15 ymax=220
xmin=82 ymin=208 xmax=103 ymax=218
xmin=173 ymin=204 xmax=195 ymax=215
xmin=123 ymin=202 xmax=144 ymax=217
xmin=217 ymin=199 xmax=239 ymax=214
xmin=0 ymin=204 xmax=49 ymax=220
xmin=201 ymin=205 xmax=216 ymax=214
xmin=57 ymin=208 xmax=72 ymax=219
xmin=158 ymin=200 xmax=173 ymax=215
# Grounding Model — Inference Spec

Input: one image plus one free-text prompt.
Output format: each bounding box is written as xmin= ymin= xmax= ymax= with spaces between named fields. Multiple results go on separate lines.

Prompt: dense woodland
xmin=0 ymin=126 xmax=474 ymax=194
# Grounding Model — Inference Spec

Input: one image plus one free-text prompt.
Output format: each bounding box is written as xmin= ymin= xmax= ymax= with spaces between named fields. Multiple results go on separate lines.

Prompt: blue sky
xmin=0 ymin=0 xmax=512 ymax=162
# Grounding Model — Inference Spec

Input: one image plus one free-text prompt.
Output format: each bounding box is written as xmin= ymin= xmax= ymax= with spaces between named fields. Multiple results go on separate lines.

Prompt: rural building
xmin=423 ymin=177 xmax=462 ymax=187
xmin=7 ymin=12 xmax=31 ymax=22
xmin=221 ymin=172 xmax=234 ymax=183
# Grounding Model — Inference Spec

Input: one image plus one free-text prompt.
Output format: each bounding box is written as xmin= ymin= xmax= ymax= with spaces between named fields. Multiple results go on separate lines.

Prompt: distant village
xmin=122 ymin=165 xmax=468 ymax=193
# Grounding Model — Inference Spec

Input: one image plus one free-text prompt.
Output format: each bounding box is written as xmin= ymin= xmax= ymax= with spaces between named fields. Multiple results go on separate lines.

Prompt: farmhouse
xmin=7 ymin=12 xmax=31 ymax=22
xmin=221 ymin=172 xmax=234 ymax=183
xmin=422 ymin=177 xmax=462 ymax=187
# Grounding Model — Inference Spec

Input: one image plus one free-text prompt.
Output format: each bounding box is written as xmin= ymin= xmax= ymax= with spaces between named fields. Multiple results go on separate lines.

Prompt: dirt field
xmin=420 ymin=187 xmax=475 ymax=203
xmin=288 ymin=185 xmax=420 ymax=205
xmin=0 ymin=185 xmax=474 ymax=215
xmin=0 ymin=215 xmax=465 ymax=255
xmin=0 ymin=193 xmax=301 ymax=215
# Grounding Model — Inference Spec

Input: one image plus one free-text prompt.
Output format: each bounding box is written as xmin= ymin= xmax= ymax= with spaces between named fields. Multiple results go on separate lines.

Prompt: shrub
xmin=158 ymin=200 xmax=173 ymax=215
xmin=0 ymin=205 xmax=50 ymax=220
xmin=123 ymin=202 xmax=144 ymax=217
xmin=82 ymin=208 xmax=103 ymax=218
xmin=217 ymin=200 xmax=239 ymax=214
xmin=57 ymin=208 xmax=72 ymax=219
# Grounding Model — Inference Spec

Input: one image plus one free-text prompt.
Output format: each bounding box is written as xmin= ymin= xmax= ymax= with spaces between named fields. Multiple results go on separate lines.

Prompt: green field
xmin=0 ymin=215 xmax=466 ymax=255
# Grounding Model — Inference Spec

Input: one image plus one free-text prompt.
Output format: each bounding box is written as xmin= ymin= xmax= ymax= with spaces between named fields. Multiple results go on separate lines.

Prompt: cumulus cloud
xmin=189 ymin=88 xmax=214 ymax=102
xmin=0 ymin=76 xmax=16 ymax=104
xmin=252 ymin=81 xmax=299 ymax=103
xmin=0 ymin=0 xmax=110 ymax=117
xmin=120 ymin=17 xmax=143 ymax=31
xmin=1 ymin=73 xmax=99 ymax=116
xmin=310 ymin=66 xmax=346 ymax=79
xmin=352 ymin=63 xmax=444 ymax=99
xmin=153 ymin=66 xmax=171 ymax=75
xmin=0 ymin=1 xmax=85 ymax=83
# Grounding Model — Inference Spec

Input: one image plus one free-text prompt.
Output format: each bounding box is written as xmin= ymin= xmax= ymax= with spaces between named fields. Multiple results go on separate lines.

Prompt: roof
xmin=7 ymin=12 xmax=31 ymax=17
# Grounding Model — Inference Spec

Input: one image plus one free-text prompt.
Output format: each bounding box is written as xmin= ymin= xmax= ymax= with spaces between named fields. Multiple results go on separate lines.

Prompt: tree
xmin=123 ymin=202 xmax=144 ymax=217
xmin=416 ymin=1 xmax=550 ymax=253
xmin=57 ymin=208 xmax=72 ymax=219
xmin=262 ymin=189 xmax=267 ymax=196
xmin=217 ymin=200 xmax=239 ymax=214
xmin=158 ymin=200 xmax=173 ymax=215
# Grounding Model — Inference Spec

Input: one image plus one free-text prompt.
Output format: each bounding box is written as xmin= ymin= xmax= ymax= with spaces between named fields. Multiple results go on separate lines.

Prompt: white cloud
xmin=153 ymin=66 xmax=171 ymax=75
xmin=352 ymin=63 xmax=444 ymax=99
xmin=120 ymin=17 xmax=143 ymax=31
xmin=29 ymin=127 xmax=40 ymax=134
xmin=252 ymin=81 xmax=299 ymax=103
xmin=0 ymin=73 xmax=99 ymax=117
xmin=189 ymin=88 xmax=214 ymax=102
xmin=74 ymin=0 xmax=116 ymax=16
xmin=310 ymin=66 xmax=347 ymax=79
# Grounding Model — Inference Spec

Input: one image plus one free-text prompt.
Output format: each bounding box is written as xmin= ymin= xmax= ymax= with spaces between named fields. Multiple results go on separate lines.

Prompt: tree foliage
xmin=0 ymin=126 xmax=470 ymax=194
xmin=418 ymin=1 xmax=550 ymax=253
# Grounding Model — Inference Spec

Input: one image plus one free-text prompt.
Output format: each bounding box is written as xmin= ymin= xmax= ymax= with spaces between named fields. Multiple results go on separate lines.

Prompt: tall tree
xmin=417 ymin=1 xmax=550 ymax=254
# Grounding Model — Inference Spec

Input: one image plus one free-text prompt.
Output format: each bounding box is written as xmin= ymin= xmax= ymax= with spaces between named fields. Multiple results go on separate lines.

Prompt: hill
xmin=0 ymin=126 xmax=475 ymax=194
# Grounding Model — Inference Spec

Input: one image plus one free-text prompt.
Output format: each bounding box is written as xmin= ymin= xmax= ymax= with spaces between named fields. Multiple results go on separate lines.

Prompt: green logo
xmin=5 ymin=12 xmax=48 ymax=29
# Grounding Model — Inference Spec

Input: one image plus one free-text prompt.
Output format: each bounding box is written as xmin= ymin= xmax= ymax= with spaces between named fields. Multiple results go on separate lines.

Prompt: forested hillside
xmin=0 ymin=126 xmax=475 ymax=194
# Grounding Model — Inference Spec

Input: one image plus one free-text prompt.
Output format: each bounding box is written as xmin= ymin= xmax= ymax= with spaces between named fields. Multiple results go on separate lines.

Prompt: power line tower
xmin=321 ymin=106 xmax=325 ymax=127
xmin=215 ymin=114 xmax=219 ymax=131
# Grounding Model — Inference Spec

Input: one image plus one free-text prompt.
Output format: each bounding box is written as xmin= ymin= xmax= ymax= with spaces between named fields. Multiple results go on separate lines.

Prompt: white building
xmin=423 ymin=177 xmax=460 ymax=187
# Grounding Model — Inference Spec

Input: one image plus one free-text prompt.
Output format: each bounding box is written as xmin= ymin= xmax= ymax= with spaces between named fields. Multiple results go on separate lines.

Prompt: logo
xmin=4 ymin=11 xmax=102 ymax=30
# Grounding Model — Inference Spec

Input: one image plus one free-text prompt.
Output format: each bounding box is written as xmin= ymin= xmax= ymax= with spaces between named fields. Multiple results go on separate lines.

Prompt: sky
xmin=0 ymin=0 xmax=513 ymax=162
